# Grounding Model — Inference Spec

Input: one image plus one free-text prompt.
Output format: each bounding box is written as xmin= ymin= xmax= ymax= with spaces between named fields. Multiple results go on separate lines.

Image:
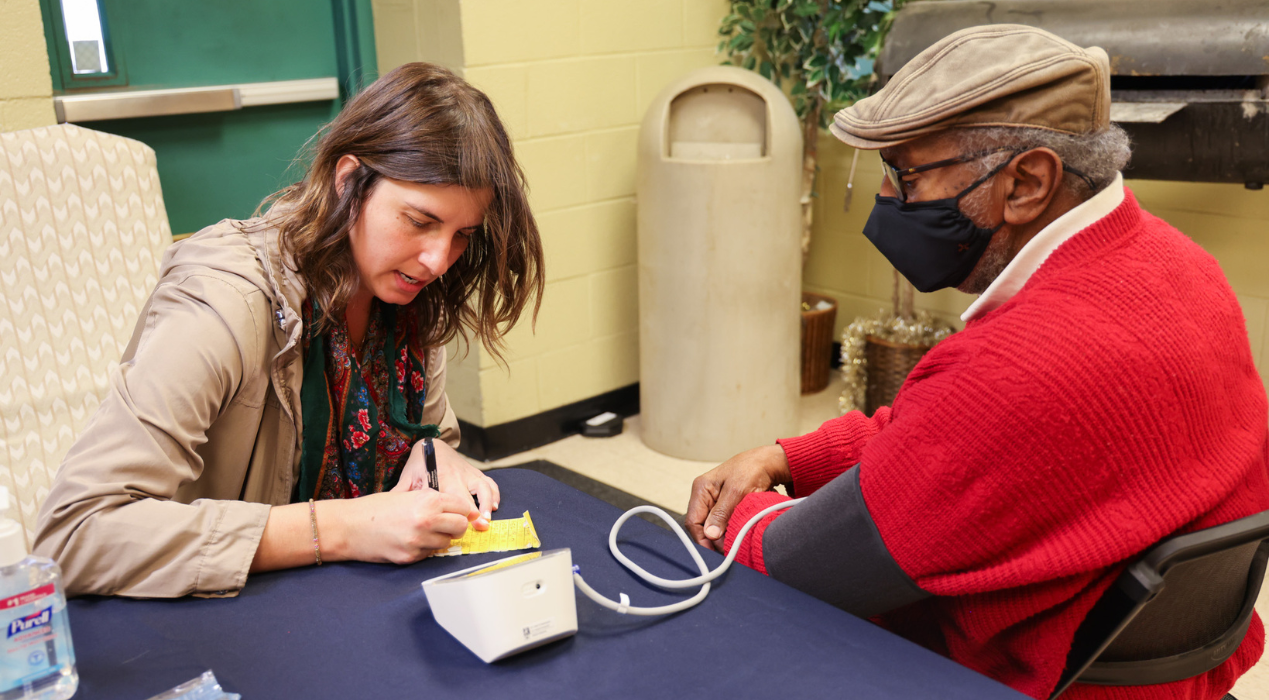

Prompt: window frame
xmin=40 ymin=0 xmax=128 ymax=92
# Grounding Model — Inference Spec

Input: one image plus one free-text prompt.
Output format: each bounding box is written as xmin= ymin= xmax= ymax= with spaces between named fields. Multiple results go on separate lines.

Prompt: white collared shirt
xmin=961 ymin=173 xmax=1126 ymax=323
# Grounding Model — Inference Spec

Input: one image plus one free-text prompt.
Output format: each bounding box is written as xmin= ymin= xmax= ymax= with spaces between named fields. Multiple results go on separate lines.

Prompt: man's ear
xmin=1001 ymin=147 xmax=1063 ymax=226
xmin=333 ymin=154 xmax=361 ymax=198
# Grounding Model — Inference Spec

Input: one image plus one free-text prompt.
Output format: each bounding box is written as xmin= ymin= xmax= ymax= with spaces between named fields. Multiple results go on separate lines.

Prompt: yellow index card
xmin=436 ymin=511 xmax=541 ymax=557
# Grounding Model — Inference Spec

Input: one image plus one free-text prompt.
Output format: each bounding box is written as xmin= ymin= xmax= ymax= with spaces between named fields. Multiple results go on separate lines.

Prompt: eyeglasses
xmin=880 ymin=147 xmax=1017 ymax=202
xmin=880 ymin=147 xmax=1097 ymax=202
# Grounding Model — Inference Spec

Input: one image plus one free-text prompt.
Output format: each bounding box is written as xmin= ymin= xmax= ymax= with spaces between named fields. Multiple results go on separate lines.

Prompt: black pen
xmin=424 ymin=437 xmax=439 ymax=491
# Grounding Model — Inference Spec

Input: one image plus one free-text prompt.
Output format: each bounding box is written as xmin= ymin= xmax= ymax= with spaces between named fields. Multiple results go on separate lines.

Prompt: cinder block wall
xmin=0 ymin=0 xmax=57 ymax=132
xmin=375 ymin=0 xmax=729 ymax=428
xmin=805 ymin=133 xmax=1269 ymax=396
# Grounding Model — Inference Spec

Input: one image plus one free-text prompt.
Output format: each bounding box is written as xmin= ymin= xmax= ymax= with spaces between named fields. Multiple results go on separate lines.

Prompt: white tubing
xmin=573 ymin=498 xmax=803 ymax=615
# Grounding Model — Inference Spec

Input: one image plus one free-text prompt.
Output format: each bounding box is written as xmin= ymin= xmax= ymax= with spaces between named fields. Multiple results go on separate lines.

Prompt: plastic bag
xmin=145 ymin=670 xmax=241 ymax=700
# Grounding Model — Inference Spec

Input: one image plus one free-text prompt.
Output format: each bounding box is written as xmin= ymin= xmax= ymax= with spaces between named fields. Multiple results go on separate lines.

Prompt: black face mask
xmin=862 ymin=160 xmax=1012 ymax=293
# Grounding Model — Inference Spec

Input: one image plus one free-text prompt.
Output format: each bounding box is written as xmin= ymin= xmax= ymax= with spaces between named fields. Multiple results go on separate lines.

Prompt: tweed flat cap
xmin=830 ymin=24 xmax=1111 ymax=150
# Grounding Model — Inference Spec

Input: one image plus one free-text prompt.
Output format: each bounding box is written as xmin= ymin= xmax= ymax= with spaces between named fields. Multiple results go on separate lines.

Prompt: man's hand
xmin=393 ymin=438 xmax=500 ymax=530
xmin=686 ymin=444 xmax=792 ymax=552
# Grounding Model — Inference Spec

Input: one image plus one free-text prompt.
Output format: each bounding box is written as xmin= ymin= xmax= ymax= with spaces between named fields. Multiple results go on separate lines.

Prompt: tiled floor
xmin=486 ymin=373 xmax=1269 ymax=697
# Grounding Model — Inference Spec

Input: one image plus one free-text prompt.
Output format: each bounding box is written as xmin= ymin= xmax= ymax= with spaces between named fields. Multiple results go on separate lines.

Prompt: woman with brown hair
xmin=32 ymin=63 xmax=544 ymax=598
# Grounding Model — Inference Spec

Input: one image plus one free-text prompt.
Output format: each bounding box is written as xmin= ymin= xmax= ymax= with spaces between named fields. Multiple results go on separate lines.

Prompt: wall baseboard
xmin=457 ymin=383 xmax=640 ymax=462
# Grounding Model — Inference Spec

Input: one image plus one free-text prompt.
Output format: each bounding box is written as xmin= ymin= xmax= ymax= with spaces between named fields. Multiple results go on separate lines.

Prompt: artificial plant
xmin=718 ymin=0 xmax=905 ymax=259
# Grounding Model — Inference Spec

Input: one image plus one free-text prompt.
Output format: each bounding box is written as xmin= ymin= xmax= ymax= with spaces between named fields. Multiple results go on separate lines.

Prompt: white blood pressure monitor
xmin=422 ymin=499 xmax=802 ymax=663
xmin=422 ymin=548 xmax=578 ymax=663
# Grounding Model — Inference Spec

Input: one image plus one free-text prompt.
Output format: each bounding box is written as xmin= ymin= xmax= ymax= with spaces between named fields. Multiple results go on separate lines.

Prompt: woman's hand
xmin=327 ymin=489 xmax=476 ymax=565
xmin=393 ymin=438 xmax=500 ymax=530
xmin=251 ymin=489 xmax=477 ymax=572
xmin=685 ymin=444 xmax=792 ymax=552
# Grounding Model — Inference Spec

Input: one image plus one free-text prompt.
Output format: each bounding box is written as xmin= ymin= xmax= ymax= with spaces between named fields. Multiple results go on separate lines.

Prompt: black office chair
xmin=1050 ymin=509 xmax=1269 ymax=699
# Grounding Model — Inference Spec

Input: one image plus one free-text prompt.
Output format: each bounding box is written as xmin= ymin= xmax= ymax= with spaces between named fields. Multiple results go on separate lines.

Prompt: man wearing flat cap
xmin=686 ymin=25 xmax=1269 ymax=699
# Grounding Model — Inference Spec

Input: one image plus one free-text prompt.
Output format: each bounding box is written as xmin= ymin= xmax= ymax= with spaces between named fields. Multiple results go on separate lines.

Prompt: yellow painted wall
xmin=370 ymin=0 xmax=464 ymax=75
xmin=0 ymin=0 xmax=57 ymax=132
xmin=377 ymin=0 xmax=730 ymax=427
xmin=804 ymin=132 xmax=1269 ymax=395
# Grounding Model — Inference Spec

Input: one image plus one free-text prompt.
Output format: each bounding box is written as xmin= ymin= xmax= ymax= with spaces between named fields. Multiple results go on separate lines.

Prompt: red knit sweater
xmin=727 ymin=191 xmax=1269 ymax=699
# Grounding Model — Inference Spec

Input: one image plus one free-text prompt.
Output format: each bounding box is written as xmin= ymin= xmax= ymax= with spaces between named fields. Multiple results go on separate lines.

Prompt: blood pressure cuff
xmin=763 ymin=465 xmax=930 ymax=618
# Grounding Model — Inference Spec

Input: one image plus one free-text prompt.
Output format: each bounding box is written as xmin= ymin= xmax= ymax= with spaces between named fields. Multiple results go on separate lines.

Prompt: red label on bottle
xmin=0 ymin=585 xmax=54 ymax=610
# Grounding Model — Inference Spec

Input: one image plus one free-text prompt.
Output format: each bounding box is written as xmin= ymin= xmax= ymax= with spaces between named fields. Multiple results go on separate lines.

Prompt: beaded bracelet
xmin=308 ymin=498 xmax=323 ymax=566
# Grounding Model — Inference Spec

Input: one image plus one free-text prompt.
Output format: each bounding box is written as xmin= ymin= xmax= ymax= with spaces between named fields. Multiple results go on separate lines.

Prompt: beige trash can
xmin=637 ymin=66 xmax=803 ymax=462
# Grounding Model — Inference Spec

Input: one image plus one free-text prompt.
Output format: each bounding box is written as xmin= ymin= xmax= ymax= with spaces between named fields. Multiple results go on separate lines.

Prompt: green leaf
xmin=720 ymin=0 xmax=903 ymax=109
xmin=793 ymin=1 xmax=821 ymax=17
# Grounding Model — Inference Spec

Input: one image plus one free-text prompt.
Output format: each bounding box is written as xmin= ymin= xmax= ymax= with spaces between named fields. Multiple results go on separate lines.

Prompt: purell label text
xmin=7 ymin=608 xmax=51 ymax=638
xmin=0 ymin=585 xmax=54 ymax=610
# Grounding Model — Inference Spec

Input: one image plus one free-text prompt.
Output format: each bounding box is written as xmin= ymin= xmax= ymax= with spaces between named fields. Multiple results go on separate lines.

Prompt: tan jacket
xmin=32 ymin=217 xmax=460 ymax=598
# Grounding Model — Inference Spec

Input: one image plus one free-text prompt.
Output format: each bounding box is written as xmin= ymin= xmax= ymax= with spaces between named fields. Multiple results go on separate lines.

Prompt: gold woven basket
xmin=800 ymin=292 xmax=838 ymax=395
xmin=864 ymin=335 xmax=932 ymax=415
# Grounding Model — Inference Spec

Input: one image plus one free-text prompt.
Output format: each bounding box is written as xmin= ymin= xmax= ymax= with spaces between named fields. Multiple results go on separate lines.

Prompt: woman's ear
xmin=1002 ymin=147 xmax=1063 ymax=227
xmin=333 ymin=154 xmax=361 ymax=197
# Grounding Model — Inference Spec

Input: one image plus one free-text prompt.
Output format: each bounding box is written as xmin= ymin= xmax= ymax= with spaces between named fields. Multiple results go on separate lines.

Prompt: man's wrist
xmin=765 ymin=443 xmax=793 ymax=487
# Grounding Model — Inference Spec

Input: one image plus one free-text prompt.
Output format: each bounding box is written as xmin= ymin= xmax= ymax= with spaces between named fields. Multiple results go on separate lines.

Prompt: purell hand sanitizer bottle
xmin=0 ymin=487 xmax=76 ymax=699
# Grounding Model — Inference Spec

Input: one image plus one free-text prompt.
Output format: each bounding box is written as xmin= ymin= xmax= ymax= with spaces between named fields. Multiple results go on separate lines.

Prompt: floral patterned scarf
xmin=294 ymin=300 xmax=439 ymax=501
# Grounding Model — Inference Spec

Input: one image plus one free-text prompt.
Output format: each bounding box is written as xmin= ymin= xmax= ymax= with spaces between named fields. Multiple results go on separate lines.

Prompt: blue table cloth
xmin=67 ymin=468 xmax=1026 ymax=699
